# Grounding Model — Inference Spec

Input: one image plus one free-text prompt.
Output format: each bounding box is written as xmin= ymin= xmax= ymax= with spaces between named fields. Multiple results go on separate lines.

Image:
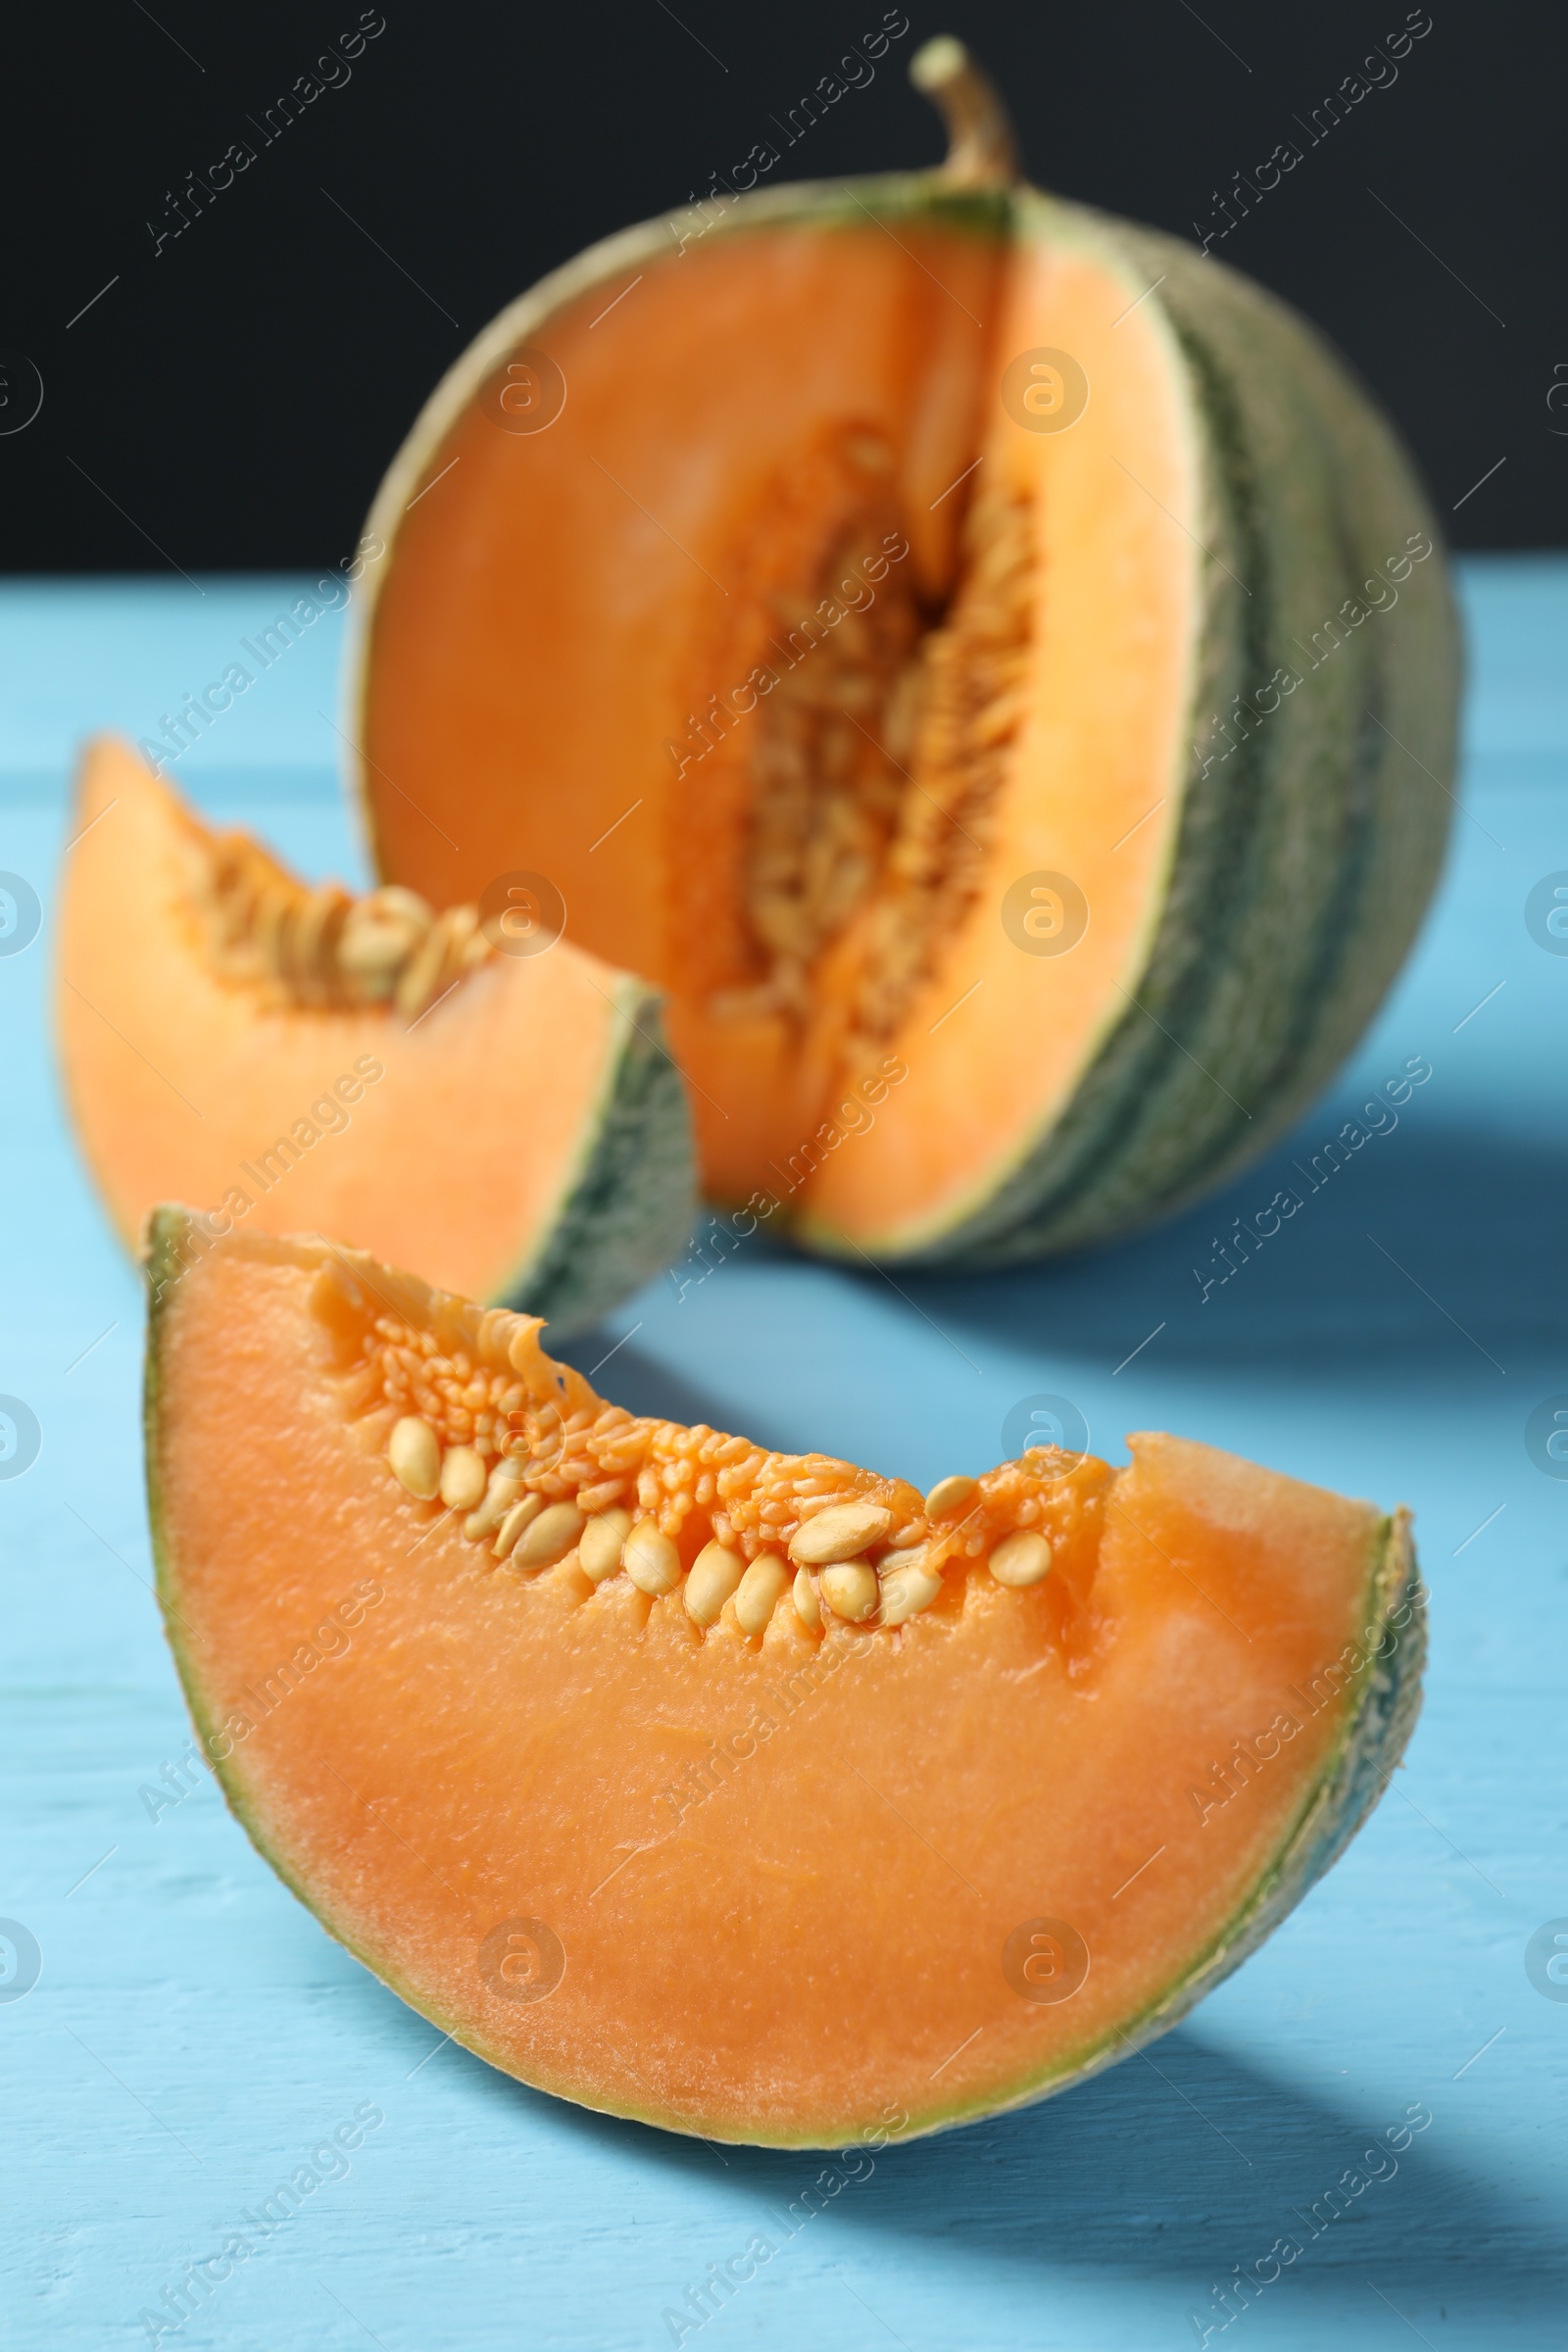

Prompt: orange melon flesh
xmin=58 ymin=738 xmax=681 ymax=1320
xmin=359 ymin=215 xmax=1197 ymax=1241
xmin=805 ymin=232 xmax=1197 ymax=1246
xmin=147 ymin=1214 xmax=1421 ymax=2146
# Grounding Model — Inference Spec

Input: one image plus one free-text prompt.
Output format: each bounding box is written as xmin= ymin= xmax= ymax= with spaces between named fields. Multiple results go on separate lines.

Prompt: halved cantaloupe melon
xmin=58 ymin=738 xmax=693 ymax=1333
xmin=349 ymin=39 xmax=1459 ymax=1264
xmin=146 ymin=1207 xmax=1424 ymax=2146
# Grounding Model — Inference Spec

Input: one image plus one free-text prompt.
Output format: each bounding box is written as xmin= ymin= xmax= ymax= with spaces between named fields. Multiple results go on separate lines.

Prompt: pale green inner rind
xmin=487 ymin=977 xmax=695 ymax=1339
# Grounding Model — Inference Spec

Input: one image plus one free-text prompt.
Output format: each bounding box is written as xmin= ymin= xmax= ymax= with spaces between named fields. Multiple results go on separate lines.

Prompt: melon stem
xmin=909 ymin=36 xmax=1018 ymax=188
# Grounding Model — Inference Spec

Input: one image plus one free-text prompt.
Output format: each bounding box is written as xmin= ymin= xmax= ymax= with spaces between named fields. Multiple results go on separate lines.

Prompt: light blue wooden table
xmin=2 ymin=562 xmax=1564 ymax=2349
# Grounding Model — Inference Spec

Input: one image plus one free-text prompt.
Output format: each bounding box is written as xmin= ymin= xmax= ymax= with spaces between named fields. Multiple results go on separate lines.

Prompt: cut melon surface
xmin=58 ymin=739 xmax=693 ymax=1334
xmin=146 ymin=1209 xmax=1424 ymax=2147
xmin=350 ymin=46 xmax=1459 ymax=1265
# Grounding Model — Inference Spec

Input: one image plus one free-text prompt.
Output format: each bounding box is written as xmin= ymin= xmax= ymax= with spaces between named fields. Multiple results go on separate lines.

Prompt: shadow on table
xmin=561 ymin=1119 xmax=1568 ymax=1417
xmin=906 ymin=1118 xmax=1568 ymax=1374
xmin=504 ymin=2025 xmax=1562 ymax=2317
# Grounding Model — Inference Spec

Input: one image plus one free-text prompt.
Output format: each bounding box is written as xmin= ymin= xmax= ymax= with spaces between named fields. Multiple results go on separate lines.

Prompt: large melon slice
xmin=58 ymin=739 xmax=693 ymax=1333
xmin=146 ymin=1207 xmax=1423 ymax=2146
xmin=348 ymin=38 xmax=1459 ymax=1263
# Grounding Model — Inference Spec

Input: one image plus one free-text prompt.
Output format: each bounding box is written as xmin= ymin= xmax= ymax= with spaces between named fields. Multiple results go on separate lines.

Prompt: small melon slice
xmin=349 ymin=40 xmax=1459 ymax=1263
xmin=146 ymin=1208 xmax=1424 ymax=2147
xmin=57 ymin=739 xmax=693 ymax=1333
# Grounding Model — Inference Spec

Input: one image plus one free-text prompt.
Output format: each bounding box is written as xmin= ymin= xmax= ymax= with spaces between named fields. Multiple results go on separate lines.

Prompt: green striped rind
xmin=906 ymin=1505 xmax=1426 ymax=2145
xmin=489 ymin=976 xmax=695 ymax=1337
xmin=899 ymin=197 xmax=1460 ymax=1264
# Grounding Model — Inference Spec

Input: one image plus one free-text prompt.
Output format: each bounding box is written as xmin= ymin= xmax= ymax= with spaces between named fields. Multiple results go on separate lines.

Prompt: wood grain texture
xmin=0 ymin=565 xmax=1564 ymax=2347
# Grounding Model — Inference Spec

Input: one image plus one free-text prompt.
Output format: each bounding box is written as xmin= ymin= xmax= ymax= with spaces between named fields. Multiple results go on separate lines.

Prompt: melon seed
xmin=989 ymin=1530 xmax=1054 ymax=1589
xmin=879 ymin=1552 xmax=943 ymax=1626
xmin=685 ymin=1540 xmax=746 ymax=1628
xmin=820 ymin=1559 xmax=880 ymax=1623
xmin=579 ymin=1506 xmax=634 ymax=1584
xmin=336 ymin=885 xmax=433 ymax=998
xmin=493 ymin=1492 xmax=545 ymax=1559
xmin=790 ymin=1498 xmax=894 ymax=1565
xmin=792 ymin=1565 xmax=821 ymax=1630
xmin=439 ymin=1446 xmax=488 ymax=1513
xmin=466 ymin=1456 xmax=527 ymax=1541
xmin=389 ymin=1416 xmax=441 ymax=1500
xmin=734 ymin=1552 xmax=790 ymax=1637
xmin=624 ymin=1521 xmax=682 ymax=1596
xmin=923 ymin=1473 xmax=978 ymax=1521
xmin=513 ymin=1500 xmax=585 ymax=1571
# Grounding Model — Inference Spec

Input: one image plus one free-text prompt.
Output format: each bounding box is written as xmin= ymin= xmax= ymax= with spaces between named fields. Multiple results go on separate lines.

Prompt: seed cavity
xmin=924 ymin=1473 xmax=977 ymax=1521
xmin=388 ymin=1416 xmax=441 ymax=1500
xmin=733 ymin=1552 xmax=790 ymax=1637
xmin=989 ymin=1530 xmax=1054 ymax=1589
xmin=439 ymin=1445 xmax=488 ymax=1512
xmin=198 ymin=835 xmax=494 ymax=1024
xmin=691 ymin=455 xmax=1035 ymax=1114
xmin=624 ymin=1521 xmax=683 ymax=1596
xmin=354 ymin=1300 xmax=1089 ymax=1634
xmin=819 ymin=1559 xmax=881 ymax=1623
xmin=685 ymin=1540 xmax=747 ymax=1628
xmin=790 ymin=1498 xmax=895 ymax=1565
xmin=579 ymin=1506 xmax=633 ymax=1584
xmin=844 ymin=479 xmax=1035 ymax=1062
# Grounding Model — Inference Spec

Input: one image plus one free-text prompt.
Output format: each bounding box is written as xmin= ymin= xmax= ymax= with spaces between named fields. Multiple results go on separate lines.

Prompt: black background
xmin=5 ymin=0 xmax=1563 ymax=571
